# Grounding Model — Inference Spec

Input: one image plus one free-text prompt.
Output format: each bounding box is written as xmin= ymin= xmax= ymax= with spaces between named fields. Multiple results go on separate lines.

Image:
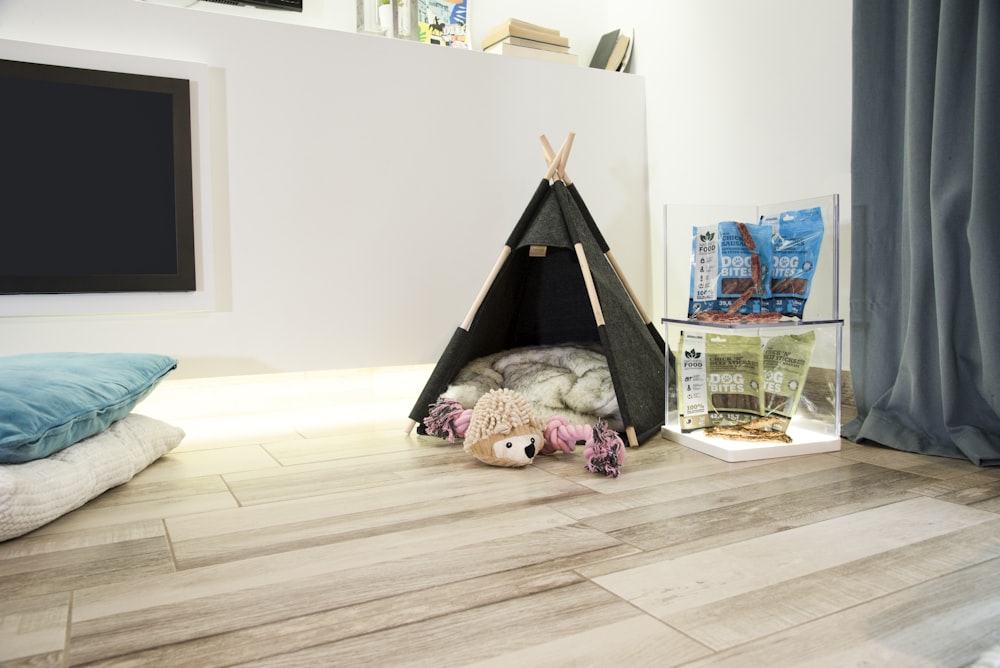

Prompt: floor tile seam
xmin=651 ymin=574 xmax=908 ymax=660
xmin=583 ymin=575 xmax=717 ymax=658
xmin=696 ymin=552 xmax=1000 ymax=658
xmin=601 ymin=459 xmax=898 ymax=522
xmin=254 ymin=443 xmax=286 ymax=469
xmin=161 ymin=518 xmax=183 ymax=573
xmin=968 ymin=500 xmax=1000 ymax=515
xmin=253 ymin=444 xmax=454 ymax=471
xmin=63 ymin=590 xmax=74 ymax=668
xmin=643 ymin=527 xmax=1000 ymax=653
xmin=927 ymin=487 xmax=1000 ymax=508
xmin=531 ymin=462 xmax=604 ymax=492
xmin=833 ymin=450 xmax=983 ymax=481
xmin=739 ymin=465 xmax=935 ymax=512
xmin=214 ymin=473 xmax=246 ymax=509
xmin=167 ymin=497 xmax=599 ymax=571
xmin=737 ymin=490 xmax=929 ymax=540
xmin=601 ymin=476 xmax=928 ymax=543
xmin=210 ymin=480 xmax=595 ymax=533
xmin=90 ymin=572 xmax=593 ymax=666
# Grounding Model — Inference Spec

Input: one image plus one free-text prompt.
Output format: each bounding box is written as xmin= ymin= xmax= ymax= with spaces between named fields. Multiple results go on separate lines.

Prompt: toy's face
xmin=491 ymin=434 xmax=538 ymax=464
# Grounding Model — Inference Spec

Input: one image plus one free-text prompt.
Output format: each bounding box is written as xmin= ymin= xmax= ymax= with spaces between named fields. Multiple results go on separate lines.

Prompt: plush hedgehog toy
xmin=463 ymin=388 xmax=545 ymax=467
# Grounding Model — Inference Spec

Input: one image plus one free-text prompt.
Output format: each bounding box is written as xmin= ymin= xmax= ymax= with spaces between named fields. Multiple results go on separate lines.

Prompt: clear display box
xmin=661 ymin=195 xmax=843 ymax=462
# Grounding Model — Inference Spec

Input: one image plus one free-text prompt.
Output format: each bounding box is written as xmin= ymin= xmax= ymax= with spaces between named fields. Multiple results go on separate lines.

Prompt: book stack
xmin=482 ymin=18 xmax=578 ymax=66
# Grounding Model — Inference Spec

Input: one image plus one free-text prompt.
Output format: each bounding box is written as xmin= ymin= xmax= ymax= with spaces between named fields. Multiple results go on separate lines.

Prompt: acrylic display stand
xmin=661 ymin=195 xmax=843 ymax=462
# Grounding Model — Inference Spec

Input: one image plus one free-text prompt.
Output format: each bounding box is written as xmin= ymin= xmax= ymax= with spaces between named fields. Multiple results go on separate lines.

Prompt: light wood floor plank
xmin=68 ymin=523 xmax=624 ymax=664
xmin=167 ymin=468 xmax=590 ymax=569
xmin=604 ymin=466 xmax=931 ymax=552
xmin=0 ymin=534 xmax=174 ymax=599
xmin=573 ymin=460 xmax=887 ymax=535
xmin=71 ymin=506 xmax=598 ymax=624
xmin=593 ymin=497 xmax=995 ymax=614
xmin=234 ymin=582 xmax=709 ymax=668
xmin=0 ymin=592 xmax=69 ymax=666
xmin=662 ymin=516 xmax=1000 ymax=650
xmin=548 ymin=452 xmax=851 ymax=521
xmin=1 ymin=368 xmax=997 ymax=667
xmin=678 ymin=555 xmax=1000 ymax=667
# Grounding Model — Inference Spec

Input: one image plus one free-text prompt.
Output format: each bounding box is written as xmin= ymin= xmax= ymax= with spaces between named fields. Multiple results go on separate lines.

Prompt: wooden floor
xmin=3 ymin=366 xmax=1000 ymax=667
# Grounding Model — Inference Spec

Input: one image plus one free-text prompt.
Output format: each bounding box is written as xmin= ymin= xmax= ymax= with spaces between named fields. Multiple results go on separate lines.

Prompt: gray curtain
xmin=844 ymin=1 xmax=1000 ymax=465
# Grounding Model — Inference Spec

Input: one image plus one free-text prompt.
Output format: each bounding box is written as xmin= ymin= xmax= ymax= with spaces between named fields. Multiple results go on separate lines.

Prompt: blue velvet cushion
xmin=0 ymin=352 xmax=178 ymax=464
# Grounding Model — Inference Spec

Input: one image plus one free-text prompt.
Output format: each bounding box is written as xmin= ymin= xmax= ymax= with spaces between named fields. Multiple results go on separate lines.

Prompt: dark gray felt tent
xmin=408 ymin=136 xmax=669 ymax=446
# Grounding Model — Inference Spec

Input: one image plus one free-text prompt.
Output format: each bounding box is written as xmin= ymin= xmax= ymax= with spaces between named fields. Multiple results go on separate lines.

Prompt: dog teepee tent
xmin=407 ymin=134 xmax=669 ymax=446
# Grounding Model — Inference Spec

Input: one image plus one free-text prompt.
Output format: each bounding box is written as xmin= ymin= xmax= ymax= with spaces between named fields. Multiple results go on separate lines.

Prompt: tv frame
xmin=201 ymin=0 xmax=303 ymax=11
xmin=0 ymin=58 xmax=196 ymax=295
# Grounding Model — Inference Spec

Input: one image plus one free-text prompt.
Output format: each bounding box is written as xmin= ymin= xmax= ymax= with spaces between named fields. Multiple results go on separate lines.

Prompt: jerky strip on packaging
xmin=761 ymin=330 xmax=816 ymax=431
xmin=689 ymin=221 xmax=773 ymax=318
xmin=705 ymin=332 xmax=764 ymax=428
xmin=763 ymin=207 xmax=825 ymax=317
xmin=708 ymin=333 xmax=762 ymax=416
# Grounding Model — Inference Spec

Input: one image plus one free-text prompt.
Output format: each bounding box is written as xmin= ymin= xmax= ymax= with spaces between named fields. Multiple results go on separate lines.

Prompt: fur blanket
xmin=442 ymin=344 xmax=623 ymax=431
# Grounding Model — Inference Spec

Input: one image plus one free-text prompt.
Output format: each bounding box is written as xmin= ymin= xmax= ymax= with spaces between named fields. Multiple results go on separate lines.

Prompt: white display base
xmin=661 ymin=423 xmax=841 ymax=462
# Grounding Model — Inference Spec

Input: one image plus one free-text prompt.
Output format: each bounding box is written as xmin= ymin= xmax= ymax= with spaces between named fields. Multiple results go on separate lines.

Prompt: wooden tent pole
xmin=544 ymin=134 xmax=572 ymax=181
xmin=573 ymin=243 xmax=606 ymax=327
xmin=412 ymin=141 xmax=569 ymax=436
xmin=605 ymin=250 xmax=653 ymax=325
xmin=539 ymin=135 xmax=557 ymax=171
xmin=540 ymin=135 xmax=572 ymax=185
xmin=461 ymin=246 xmax=511 ymax=331
xmin=408 ymin=244 xmax=511 ymax=435
xmin=541 ymin=136 xmax=655 ymax=328
xmin=560 ymin=132 xmax=575 ymax=177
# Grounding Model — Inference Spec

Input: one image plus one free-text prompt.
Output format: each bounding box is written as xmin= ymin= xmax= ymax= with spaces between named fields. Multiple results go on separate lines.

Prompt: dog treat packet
xmin=678 ymin=330 xmax=764 ymax=432
xmin=761 ymin=207 xmax=825 ymax=317
xmin=689 ymin=221 xmax=773 ymax=318
xmin=678 ymin=329 xmax=710 ymax=431
xmin=761 ymin=331 xmax=817 ymax=431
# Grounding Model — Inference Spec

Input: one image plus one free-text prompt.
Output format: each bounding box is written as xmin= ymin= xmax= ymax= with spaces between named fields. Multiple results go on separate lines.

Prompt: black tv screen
xmin=0 ymin=58 xmax=196 ymax=294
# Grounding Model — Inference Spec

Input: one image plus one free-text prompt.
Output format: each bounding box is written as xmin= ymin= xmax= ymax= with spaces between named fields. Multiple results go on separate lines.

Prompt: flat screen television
xmin=0 ymin=58 xmax=196 ymax=294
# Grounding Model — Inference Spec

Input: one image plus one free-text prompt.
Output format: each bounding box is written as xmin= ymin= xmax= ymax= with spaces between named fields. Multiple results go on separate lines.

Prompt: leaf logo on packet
xmin=762 ymin=207 xmax=825 ymax=317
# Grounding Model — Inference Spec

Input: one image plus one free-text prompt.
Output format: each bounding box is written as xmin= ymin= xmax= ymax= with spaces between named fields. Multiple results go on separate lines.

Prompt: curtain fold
xmin=844 ymin=0 xmax=1000 ymax=465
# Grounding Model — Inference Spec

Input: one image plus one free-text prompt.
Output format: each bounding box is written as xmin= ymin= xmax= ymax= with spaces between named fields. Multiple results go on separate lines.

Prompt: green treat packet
xmin=762 ymin=331 xmax=817 ymax=431
xmin=679 ymin=330 xmax=764 ymax=432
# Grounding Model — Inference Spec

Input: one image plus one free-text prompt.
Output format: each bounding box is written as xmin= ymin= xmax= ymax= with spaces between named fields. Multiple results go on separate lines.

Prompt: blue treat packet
xmin=763 ymin=207 xmax=824 ymax=317
xmin=689 ymin=221 xmax=773 ymax=317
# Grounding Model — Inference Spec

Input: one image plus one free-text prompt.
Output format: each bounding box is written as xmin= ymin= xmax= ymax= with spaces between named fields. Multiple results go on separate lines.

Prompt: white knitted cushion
xmin=0 ymin=414 xmax=184 ymax=542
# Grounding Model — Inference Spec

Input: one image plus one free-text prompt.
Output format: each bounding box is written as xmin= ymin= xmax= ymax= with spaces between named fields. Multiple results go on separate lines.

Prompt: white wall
xmin=0 ymin=0 xmax=649 ymax=378
xmin=608 ymin=0 xmax=852 ymax=366
xmin=0 ymin=1 xmax=854 ymax=378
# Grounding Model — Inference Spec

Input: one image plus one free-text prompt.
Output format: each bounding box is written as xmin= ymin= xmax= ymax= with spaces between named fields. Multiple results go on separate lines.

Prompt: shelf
xmin=661 ymin=195 xmax=842 ymax=462
xmin=661 ymin=422 xmax=841 ymax=462
xmin=664 ymin=194 xmax=840 ymax=323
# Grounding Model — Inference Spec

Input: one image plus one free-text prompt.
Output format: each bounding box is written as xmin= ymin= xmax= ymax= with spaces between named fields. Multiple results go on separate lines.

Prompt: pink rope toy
xmin=422 ymin=398 xmax=472 ymax=442
xmin=542 ymin=416 xmax=591 ymax=454
xmin=584 ymin=419 xmax=625 ymax=478
xmin=423 ymin=397 xmax=624 ymax=476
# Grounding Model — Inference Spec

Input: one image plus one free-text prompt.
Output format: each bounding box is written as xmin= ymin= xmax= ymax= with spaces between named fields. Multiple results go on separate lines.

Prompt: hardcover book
xmin=484 ymin=41 xmax=579 ymax=66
